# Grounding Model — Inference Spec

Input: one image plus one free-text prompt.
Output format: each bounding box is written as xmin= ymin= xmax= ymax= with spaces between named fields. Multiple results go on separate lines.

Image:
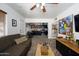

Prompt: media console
xmin=56 ymin=38 xmax=79 ymax=56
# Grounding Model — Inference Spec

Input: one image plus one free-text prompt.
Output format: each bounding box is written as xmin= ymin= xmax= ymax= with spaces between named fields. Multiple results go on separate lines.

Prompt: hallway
xmin=27 ymin=35 xmax=61 ymax=56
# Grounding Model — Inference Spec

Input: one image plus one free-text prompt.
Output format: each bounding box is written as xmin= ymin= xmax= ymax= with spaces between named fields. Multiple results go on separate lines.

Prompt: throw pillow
xmin=15 ymin=37 xmax=27 ymax=45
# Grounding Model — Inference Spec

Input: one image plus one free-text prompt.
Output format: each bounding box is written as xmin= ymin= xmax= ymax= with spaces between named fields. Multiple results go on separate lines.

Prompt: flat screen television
xmin=74 ymin=14 xmax=79 ymax=32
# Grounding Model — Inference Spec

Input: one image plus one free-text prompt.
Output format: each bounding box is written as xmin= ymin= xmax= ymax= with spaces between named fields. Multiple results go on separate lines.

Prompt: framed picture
xmin=12 ymin=19 xmax=17 ymax=27
xmin=59 ymin=19 xmax=65 ymax=34
xmin=59 ymin=15 xmax=73 ymax=35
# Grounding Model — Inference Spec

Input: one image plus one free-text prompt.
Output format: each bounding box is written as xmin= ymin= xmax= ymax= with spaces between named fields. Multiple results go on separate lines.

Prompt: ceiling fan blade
xmin=42 ymin=6 xmax=46 ymax=12
xmin=30 ymin=5 xmax=36 ymax=10
xmin=47 ymin=3 xmax=59 ymax=4
xmin=52 ymin=3 xmax=59 ymax=4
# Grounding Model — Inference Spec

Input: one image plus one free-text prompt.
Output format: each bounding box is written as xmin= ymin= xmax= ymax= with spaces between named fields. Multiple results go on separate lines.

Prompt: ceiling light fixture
xmin=30 ymin=1 xmax=59 ymax=13
xmin=36 ymin=3 xmax=40 ymax=8
xmin=30 ymin=3 xmax=46 ymax=13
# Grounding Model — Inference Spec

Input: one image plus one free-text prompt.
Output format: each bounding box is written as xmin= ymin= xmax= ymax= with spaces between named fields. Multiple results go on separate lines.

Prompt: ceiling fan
xmin=30 ymin=3 xmax=58 ymax=13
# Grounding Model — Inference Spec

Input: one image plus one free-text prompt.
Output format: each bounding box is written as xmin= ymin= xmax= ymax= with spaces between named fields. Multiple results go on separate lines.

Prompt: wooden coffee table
xmin=35 ymin=43 xmax=55 ymax=56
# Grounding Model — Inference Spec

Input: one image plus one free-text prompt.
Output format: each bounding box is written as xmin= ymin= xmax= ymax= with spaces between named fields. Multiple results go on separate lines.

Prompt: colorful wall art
xmin=59 ymin=15 xmax=73 ymax=35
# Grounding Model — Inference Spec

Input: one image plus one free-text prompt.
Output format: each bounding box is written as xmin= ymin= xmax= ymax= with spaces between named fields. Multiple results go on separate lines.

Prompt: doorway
xmin=26 ymin=23 xmax=48 ymax=37
xmin=0 ymin=10 xmax=6 ymax=37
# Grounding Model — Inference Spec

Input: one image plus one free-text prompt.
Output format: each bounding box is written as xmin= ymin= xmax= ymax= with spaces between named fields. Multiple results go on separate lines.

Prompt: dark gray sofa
xmin=0 ymin=34 xmax=31 ymax=56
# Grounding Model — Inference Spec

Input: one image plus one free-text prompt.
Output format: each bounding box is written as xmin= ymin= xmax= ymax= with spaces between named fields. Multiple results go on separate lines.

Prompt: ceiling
xmin=7 ymin=3 xmax=74 ymax=19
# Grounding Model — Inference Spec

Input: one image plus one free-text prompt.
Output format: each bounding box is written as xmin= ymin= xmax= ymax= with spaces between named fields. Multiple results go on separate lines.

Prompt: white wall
xmin=25 ymin=18 xmax=55 ymax=39
xmin=0 ymin=3 xmax=55 ymax=38
xmin=19 ymin=18 xmax=26 ymax=35
xmin=0 ymin=4 xmax=25 ymax=36
xmin=56 ymin=3 xmax=79 ymax=41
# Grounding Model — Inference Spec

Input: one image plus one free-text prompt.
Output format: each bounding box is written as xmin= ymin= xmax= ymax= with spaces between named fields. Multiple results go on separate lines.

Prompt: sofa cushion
xmin=15 ymin=37 xmax=27 ymax=45
xmin=3 ymin=39 xmax=31 ymax=56
xmin=0 ymin=37 xmax=14 ymax=52
xmin=0 ymin=34 xmax=20 ymax=52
